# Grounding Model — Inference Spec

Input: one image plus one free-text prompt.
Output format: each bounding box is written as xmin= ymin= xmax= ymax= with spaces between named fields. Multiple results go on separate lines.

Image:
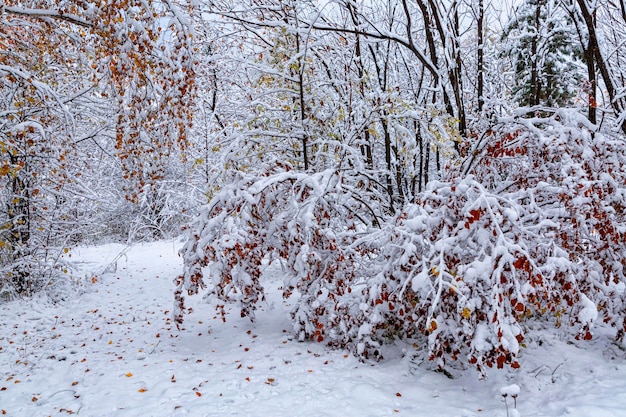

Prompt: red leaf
xmin=496 ymin=355 xmax=506 ymax=369
xmin=469 ymin=209 xmax=481 ymax=222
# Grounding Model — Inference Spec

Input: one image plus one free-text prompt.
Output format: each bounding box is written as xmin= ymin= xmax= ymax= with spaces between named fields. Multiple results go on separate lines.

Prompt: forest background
xmin=2 ymin=0 xmax=626 ymax=373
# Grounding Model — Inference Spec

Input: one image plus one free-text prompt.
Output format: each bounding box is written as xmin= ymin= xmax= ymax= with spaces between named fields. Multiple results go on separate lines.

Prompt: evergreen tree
xmin=501 ymin=0 xmax=584 ymax=107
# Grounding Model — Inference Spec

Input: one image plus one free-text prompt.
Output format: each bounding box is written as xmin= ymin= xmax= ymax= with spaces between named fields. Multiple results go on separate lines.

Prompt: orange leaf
xmin=196 ymin=391 xmax=202 ymax=397
xmin=138 ymin=388 xmax=147 ymax=393
xmin=428 ymin=320 xmax=438 ymax=332
xmin=126 ymin=372 xmax=133 ymax=377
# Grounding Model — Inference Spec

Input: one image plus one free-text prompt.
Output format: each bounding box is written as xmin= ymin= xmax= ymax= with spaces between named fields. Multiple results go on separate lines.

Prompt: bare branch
xmin=4 ymin=5 xmax=92 ymax=28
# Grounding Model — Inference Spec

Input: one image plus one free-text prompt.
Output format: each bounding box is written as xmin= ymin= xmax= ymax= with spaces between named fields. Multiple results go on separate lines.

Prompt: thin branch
xmin=4 ymin=6 xmax=92 ymax=28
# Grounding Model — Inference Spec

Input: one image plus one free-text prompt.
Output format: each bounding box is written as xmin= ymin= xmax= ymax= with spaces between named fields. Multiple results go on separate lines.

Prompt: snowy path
xmin=1 ymin=240 xmax=626 ymax=416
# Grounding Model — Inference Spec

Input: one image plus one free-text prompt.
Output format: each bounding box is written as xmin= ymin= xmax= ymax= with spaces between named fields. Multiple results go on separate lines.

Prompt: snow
xmin=500 ymin=384 xmax=520 ymax=397
xmin=2 ymin=240 xmax=626 ymax=416
xmin=578 ymin=293 xmax=598 ymax=326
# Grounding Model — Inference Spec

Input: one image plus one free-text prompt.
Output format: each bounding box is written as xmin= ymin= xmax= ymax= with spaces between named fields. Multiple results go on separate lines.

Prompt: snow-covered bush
xmin=174 ymin=164 xmax=382 ymax=342
xmin=355 ymin=177 xmax=547 ymax=370
xmin=176 ymin=109 xmax=626 ymax=373
xmin=339 ymin=111 xmax=626 ymax=370
xmin=470 ymin=109 xmax=626 ymax=340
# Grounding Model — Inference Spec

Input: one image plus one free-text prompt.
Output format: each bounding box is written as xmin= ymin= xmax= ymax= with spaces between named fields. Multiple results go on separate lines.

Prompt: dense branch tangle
xmin=0 ymin=0 xmax=195 ymax=294
xmin=3 ymin=0 xmax=196 ymax=199
xmin=200 ymin=0 xmax=467 ymax=213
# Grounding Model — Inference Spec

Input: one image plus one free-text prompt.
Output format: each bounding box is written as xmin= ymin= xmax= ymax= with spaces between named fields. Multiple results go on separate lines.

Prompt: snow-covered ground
xmin=1 ymin=240 xmax=626 ymax=416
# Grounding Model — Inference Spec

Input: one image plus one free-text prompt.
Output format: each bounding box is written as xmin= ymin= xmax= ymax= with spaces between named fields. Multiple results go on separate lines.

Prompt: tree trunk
xmin=576 ymin=0 xmax=626 ymax=134
xmin=477 ymin=0 xmax=485 ymax=112
xmin=530 ymin=2 xmax=541 ymax=107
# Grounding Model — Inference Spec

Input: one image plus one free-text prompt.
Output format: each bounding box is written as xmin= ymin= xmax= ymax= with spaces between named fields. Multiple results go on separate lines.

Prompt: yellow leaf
xmin=430 ymin=267 xmax=439 ymax=277
xmin=462 ymin=308 xmax=471 ymax=319
xmin=126 ymin=372 xmax=133 ymax=377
